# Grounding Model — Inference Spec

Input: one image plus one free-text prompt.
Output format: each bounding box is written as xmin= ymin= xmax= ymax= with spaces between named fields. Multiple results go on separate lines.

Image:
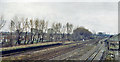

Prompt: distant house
xmin=108 ymin=34 xmax=119 ymax=50
xmin=0 ymin=32 xmax=9 ymax=43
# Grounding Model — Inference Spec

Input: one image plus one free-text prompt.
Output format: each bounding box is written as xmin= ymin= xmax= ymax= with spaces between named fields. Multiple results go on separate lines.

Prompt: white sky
xmin=0 ymin=0 xmax=119 ymax=34
xmin=0 ymin=0 xmax=119 ymax=2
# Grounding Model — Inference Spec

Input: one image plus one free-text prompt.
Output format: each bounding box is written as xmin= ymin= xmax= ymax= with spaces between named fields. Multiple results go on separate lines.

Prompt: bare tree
xmin=61 ymin=25 xmax=66 ymax=41
xmin=39 ymin=20 xmax=48 ymax=42
xmin=0 ymin=16 xmax=6 ymax=30
xmin=22 ymin=18 xmax=30 ymax=44
xmin=56 ymin=23 xmax=62 ymax=41
xmin=52 ymin=23 xmax=57 ymax=41
xmin=66 ymin=22 xmax=73 ymax=41
xmin=9 ymin=20 xmax=15 ymax=46
xmin=35 ymin=19 xmax=39 ymax=43
xmin=52 ymin=22 xmax=62 ymax=41
xmin=30 ymin=19 xmax=34 ymax=44
xmin=30 ymin=18 xmax=40 ymax=44
xmin=13 ymin=16 xmax=24 ymax=45
xmin=0 ymin=16 xmax=6 ymax=46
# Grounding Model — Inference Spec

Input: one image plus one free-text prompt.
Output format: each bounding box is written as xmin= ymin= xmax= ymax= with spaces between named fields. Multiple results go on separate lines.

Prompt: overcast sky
xmin=0 ymin=0 xmax=119 ymax=2
xmin=0 ymin=0 xmax=119 ymax=34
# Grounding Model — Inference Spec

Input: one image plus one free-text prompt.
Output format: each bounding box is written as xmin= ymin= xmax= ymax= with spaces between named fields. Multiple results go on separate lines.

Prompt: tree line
xmin=0 ymin=16 xmax=93 ymax=47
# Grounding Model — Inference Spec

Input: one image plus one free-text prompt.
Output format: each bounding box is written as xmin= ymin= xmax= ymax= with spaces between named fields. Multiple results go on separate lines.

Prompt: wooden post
xmin=119 ymin=41 xmax=120 ymax=51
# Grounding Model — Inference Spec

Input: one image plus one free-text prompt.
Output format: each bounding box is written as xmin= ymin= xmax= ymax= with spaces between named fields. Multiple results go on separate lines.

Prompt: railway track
xmin=24 ymin=40 xmax=98 ymax=60
xmin=1 ymin=42 xmax=79 ymax=57
xmin=25 ymin=43 xmax=85 ymax=60
xmin=2 ymin=39 xmax=100 ymax=60
xmin=84 ymin=44 xmax=104 ymax=62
